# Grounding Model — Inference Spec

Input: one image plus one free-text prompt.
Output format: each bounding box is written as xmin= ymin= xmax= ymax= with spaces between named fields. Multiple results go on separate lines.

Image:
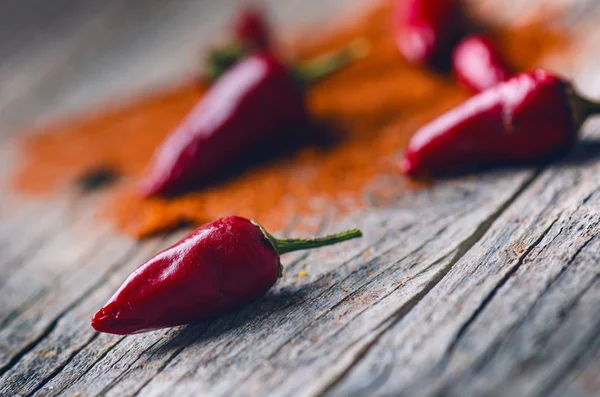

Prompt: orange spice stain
xmin=11 ymin=2 xmax=568 ymax=238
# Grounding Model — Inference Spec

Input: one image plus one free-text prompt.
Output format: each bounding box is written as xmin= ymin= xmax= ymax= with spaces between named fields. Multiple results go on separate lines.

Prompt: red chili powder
xmin=11 ymin=2 xmax=567 ymax=238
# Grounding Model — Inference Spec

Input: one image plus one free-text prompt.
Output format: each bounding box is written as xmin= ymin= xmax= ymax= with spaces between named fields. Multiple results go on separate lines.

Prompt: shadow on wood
xmin=150 ymin=282 xmax=320 ymax=354
xmin=559 ymin=139 xmax=600 ymax=167
xmin=409 ymin=138 xmax=600 ymax=181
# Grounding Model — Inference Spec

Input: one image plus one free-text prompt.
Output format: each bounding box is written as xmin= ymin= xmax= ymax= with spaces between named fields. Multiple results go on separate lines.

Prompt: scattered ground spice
xmin=11 ymin=1 xmax=567 ymax=238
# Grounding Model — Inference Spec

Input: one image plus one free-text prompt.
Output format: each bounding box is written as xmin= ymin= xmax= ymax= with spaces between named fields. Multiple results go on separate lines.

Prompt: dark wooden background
xmin=2 ymin=0 xmax=600 ymax=396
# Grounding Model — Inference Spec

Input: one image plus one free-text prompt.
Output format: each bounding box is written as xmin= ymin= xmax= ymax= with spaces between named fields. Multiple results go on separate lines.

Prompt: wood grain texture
xmin=1 ymin=0 xmax=600 ymax=396
xmin=0 ymin=0 xmax=356 ymax=138
xmin=327 ymin=75 xmax=600 ymax=397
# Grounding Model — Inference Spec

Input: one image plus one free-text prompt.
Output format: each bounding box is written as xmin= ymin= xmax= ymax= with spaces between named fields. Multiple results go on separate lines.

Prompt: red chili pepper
xmin=392 ymin=0 xmax=463 ymax=66
xmin=234 ymin=3 xmax=270 ymax=49
xmin=205 ymin=3 xmax=271 ymax=80
xmin=140 ymin=41 xmax=368 ymax=197
xmin=452 ymin=34 xmax=511 ymax=92
xmin=91 ymin=216 xmax=362 ymax=335
xmin=400 ymin=69 xmax=600 ymax=177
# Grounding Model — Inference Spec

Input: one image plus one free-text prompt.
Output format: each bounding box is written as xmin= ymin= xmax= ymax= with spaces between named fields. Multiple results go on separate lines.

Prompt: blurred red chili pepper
xmin=91 ymin=216 xmax=362 ymax=335
xmin=206 ymin=3 xmax=271 ymax=80
xmin=234 ymin=3 xmax=270 ymax=49
xmin=392 ymin=0 xmax=463 ymax=66
xmin=400 ymin=69 xmax=600 ymax=177
xmin=140 ymin=40 xmax=368 ymax=197
xmin=452 ymin=34 xmax=511 ymax=92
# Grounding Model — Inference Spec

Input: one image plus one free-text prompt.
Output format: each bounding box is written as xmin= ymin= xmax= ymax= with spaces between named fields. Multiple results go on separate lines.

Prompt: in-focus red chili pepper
xmin=452 ymin=34 xmax=511 ymax=92
xmin=392 ymin=0 xmax=463 ymax=66
xmin=91 ymin=216 xmax=362 ymax=335
xmin=205 ymin=4 xmax=272 ymax=80
xmin=140 ymin=41 xmax=367 ymax=197
xmin=400 ymin=69 xmax=600 ymax=177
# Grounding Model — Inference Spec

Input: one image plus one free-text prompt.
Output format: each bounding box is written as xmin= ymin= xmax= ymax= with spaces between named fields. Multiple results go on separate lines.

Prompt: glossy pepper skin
xmin=141 ymin=41 xmax=367 ymax=197
xmin=400 ymin=69 xmax=600 ymax=177
xmin=139 ymin=52 xmax=305 ymax=196
xmin=91 ymin=216 xmax=362 ymax=335
xmin=452 ymin=34 xmax=511 ymax=92
xmin=392 ymin=0 xmax=462 ymax=66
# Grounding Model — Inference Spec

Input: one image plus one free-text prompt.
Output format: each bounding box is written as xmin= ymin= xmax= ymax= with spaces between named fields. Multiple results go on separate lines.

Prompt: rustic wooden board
xmin=1 ymin=0 xmax=600 ymax=396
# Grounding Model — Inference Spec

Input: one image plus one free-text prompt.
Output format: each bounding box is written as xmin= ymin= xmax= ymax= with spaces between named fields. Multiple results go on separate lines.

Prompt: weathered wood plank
xmin=325 ymin=84 xmax=600 ymax=397
xmin=1 ymin=0 xmax=600 ymax=396
xmin=0 ymin=0 xmax=355 ymax=138
xmin=0 ymin=217 xmax=311 ymax=397
xmin=22 ymin=218 xmax=310 ymax=397
xmin=0 ymin=200 xmax=120 ymax=371
xmin=0 ymin=199 xmax=71 ymax=277
xmin=0 ymin=2 xmax=362 ymax=394
xmin=547 ymin=325 xmax=600 ymax=397
xmin=40 ymin=169 xmax=536 ymax=397
xmin=0 ymin=233 xmax=176 ymax=397
xmin=0 ymin=0 xmax=354 ymax=375
xmin=439 ymin=239 xmax=600 ymax=397
xmin=26 ymin=216 xmax=324 ymax=397
xmin=0 ymin=0 xmax=122 ymax=134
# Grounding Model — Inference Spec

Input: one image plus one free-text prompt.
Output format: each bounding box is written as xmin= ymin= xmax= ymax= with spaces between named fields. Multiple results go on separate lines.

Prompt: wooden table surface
xmin=2 ymin=1 xmax=600 ymax=396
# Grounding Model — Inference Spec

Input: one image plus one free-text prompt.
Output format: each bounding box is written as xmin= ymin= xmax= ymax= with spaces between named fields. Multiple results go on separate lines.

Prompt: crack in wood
xmin=439 ymin=217 xmax=559 ymax=366
xmin=425 ymin=232 xmax=600 ymax=397
xmin=222 ymin=218 xmax=445 ymax=377
xmin=50 ymin=336 xmax=127 ymax=397
xmin=0 ymin=315 xmax=61 ymax=378
xmin=183 ymin=182 xmax=540 ymax=392
xmin=0 ymin=207 xmax=71 ymax=282
xmin=314 ymin=172 xmax=541 ymax=396
xmin=99 ymin=247 xmax=329 ymax=394
xmin=533 ymin=275 xmax=600 ymax=397
xmin=297 ymin=256 xmax=456 ymax=394
xmin=0 ymin=240 xmax=143 ymax=382
xmin=0 ymin=197 xmax=90 ymax=291
xmin=24 ymin=332 xmax=100 ymax=397
xmin=129 ymin=345 xmax=190 ymax=397
xmin=438 ymin=200 xmax=600 ymax=383
xmin=33 ymin=233 xmax=200 ymax=396
xmin=264 ymin=224 xmax=451 ymax=363
xmin=37 ymin=238 xmax=179 ymax=395
xmin=0 ymin=288 xmax=48 ymax=331
xmin=131 ymin=216 xmax=414 ymax=391
xmin=0 ymin=227 xmax=114 ymax=330
xmin=173 ymin=233 xmax=397 ymax=384
xmin=3 ymin=1 xmax=600 ymax=394
xmin=316 ymin=253 xmax=469 ymax=397
xmin=542 ymin=295 xmax=600 ymax=397
xmin=93 ymin=337 xmax=166 ymax=397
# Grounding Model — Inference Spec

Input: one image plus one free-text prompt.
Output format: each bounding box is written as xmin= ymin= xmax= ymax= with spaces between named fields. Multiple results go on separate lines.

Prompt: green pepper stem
xmin=204 ymin=42 xmax=248 ymax=81
xmin=571 ymin=88 xmax=600 ymax=129
xmin=295 ymin=38 xmax=370 ymax=85
xmin=576 ymin=92 xmax=600 ymax=119
xmin=269 ymin=228 xmax=363 ymax=255
xmin=252 ymin=221 xmax=363 ymax=277
xmin=205 ymin=38 xmax=369 ymax=83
